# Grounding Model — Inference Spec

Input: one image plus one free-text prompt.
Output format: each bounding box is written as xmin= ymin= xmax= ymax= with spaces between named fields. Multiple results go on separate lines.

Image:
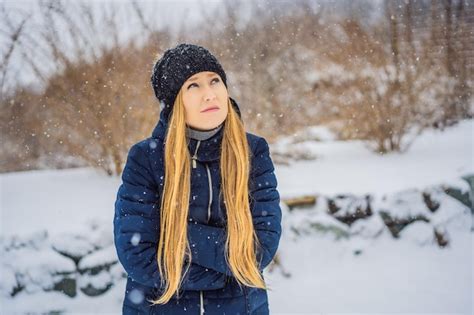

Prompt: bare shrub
xmin=2 ymin=0 xmax=471 ymax=173
xmin=0 ymin=1 xmax=171 ymax=174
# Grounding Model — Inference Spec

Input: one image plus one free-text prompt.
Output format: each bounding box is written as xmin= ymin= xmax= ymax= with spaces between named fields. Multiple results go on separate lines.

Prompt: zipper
xmin=200 ymin=290 xmax=204 ymax=314
xmin=191 ymin=139 xmax=212 ymax=223
xmin=205 ymin=163 xmax=212 ymax=223
xmin=193 ymin=138 xmax=212 ymax=315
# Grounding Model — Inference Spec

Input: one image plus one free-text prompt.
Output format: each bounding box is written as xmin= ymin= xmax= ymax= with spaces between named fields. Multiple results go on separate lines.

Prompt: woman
xmin=114 ymin=43 xmax=282 ymax=314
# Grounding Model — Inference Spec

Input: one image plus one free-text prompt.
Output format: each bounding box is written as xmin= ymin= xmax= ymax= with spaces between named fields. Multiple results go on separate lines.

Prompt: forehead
xmin=186 ymin=71 xmax=218 ymax=82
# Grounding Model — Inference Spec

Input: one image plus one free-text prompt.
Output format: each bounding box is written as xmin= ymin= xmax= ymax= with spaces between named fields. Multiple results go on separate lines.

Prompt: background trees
xmin=1 ymin=0 xmax=472 ymax=174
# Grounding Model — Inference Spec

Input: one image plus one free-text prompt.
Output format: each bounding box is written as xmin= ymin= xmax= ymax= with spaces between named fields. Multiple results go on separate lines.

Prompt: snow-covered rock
xmin=349 ymin=214 xmax=386 ymax=239
xmin=399 ymin=220 xmax=436 ymax=246
xmin=0 ymin=223 xmax=122 ymax=299
xmin=1 ymin=232 xmax=77 ymax=297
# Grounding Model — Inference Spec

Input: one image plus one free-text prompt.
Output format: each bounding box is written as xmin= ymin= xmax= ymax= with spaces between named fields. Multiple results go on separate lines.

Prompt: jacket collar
xmin=151 ymin=97 xmax=241 ymax=163
xmin=186 ymin=123 xmax=223 ymax=141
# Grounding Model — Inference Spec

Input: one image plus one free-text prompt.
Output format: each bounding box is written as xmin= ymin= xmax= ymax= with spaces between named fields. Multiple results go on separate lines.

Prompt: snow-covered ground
xmin=1 ymin=119 xmax=473 ymax=314
xmin=271 ymin=213 xmax=472 ymax=314
xmin=274 ymin=120 xmax=473 ymax=198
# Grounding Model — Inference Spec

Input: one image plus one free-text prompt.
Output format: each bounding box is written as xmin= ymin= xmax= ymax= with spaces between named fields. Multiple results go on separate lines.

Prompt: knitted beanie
xmin=151 ymin=43 xmax=231 ymax=123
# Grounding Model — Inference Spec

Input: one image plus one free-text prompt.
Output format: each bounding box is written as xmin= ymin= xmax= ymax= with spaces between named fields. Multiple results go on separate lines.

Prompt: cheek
xmin=220 ymin=104 xmax=229 ymax=118
xmin=217 ymin=91 xmax=229 ymax=108
xmin=183 ymin=95 xmax=199 ymax=111
xmin=218 ymin=87 xmax=228 ymax=99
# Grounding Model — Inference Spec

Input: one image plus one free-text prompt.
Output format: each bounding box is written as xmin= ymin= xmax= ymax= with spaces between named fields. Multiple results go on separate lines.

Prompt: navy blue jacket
xmin=114 ymin=99 xmax=282 ymax=314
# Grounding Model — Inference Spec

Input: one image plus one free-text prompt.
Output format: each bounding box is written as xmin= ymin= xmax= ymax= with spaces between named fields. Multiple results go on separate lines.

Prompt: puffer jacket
xmin=113 ymin=98 xmax=282 ymax=314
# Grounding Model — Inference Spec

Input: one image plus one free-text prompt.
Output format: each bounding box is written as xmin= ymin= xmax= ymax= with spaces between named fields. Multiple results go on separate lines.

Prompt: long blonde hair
xmin=149 ymin=89 xmax=267 ymax=305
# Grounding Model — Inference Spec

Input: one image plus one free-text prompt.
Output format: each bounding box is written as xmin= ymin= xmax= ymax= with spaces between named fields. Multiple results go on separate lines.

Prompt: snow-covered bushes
xmin=1 ymin=176 xmax=471 ymax=301
xmin=0 ymin=220 xmax=125 ymax=299
xmin=283 ymin=176 xmax=472 ymax=248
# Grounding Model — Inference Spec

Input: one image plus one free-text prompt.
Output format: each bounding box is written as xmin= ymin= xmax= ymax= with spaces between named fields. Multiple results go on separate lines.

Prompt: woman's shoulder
xmin=124 ymin=137 xmax=165 ymax=185
xmin=128 ymin=137 xmax=165 ymax=155
xmin=124 ymin=137 xmax=165 ymax=172
xmin=245 ymin=132 xmax=269 ymax=155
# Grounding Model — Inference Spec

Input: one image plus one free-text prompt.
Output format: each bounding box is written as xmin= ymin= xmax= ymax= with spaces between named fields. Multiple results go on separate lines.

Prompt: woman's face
xmin=180 ymin=71 xmax=228 ymax=131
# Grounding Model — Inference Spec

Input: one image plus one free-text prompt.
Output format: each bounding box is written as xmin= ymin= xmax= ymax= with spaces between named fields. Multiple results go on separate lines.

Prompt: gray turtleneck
xmin=185 ymin=123 xmax=223 ymax=141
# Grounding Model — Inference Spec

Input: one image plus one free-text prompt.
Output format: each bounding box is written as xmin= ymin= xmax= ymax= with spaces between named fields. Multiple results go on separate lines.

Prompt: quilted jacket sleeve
xmin=113 ymin=142 xmax=227 ymax=291
xmin=187 ymin=137 xmax=282 ymax=276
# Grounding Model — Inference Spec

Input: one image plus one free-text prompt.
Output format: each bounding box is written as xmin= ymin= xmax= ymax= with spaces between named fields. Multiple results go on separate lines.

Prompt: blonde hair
xmin=149 ymin=89 xmax=267 ymax=305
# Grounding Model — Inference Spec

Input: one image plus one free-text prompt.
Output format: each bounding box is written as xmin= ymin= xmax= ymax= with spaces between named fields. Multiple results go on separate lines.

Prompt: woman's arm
xmin=114 ymin=141 xmax=227 ymax=290
xmin=187 ymin=137 xmax=282 ymax=276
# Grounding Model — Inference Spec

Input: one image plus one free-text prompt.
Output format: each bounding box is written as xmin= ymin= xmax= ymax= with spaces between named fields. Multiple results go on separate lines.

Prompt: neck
xmin=186 ymin=123 xmax=223 ymax=141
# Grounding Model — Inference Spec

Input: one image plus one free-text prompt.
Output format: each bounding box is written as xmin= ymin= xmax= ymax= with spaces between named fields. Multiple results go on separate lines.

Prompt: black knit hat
xmin=151 ymin=43 xmax=232 ymax=123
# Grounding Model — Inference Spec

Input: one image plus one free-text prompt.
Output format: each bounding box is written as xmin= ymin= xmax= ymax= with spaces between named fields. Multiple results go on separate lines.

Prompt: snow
xmin=269 ymin=224 xmax=472 ymax=314
xmin=0 ymin=167 xmax=120 ymax=237
xmin=400 ymin=220 xmax=438 ymax=246
xmin=349 ymin=214 xmax=386 ymax=239
xmin=78 ymin=246 xmax=117 ymax=270
xmin=275 ymin=119 xmax=473 ymax=198
xmin=1 ymin=119 xmax=473 ymax=314
xmin=1 ymin=233 xmax=77 ymax=296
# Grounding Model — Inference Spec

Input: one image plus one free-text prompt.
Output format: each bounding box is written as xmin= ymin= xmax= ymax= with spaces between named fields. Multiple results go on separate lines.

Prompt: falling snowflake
xmin=131 ymin=233 xmax=141 ymax=246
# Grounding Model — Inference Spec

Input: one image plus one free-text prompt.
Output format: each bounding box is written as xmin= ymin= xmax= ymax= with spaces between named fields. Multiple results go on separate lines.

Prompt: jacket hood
xmin=151 ymin=97 xmax=242 ymax=163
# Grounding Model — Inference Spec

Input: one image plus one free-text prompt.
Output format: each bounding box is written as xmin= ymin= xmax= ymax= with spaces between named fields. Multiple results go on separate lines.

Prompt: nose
xmin=202 ymin=85 xmax=217 ymax=102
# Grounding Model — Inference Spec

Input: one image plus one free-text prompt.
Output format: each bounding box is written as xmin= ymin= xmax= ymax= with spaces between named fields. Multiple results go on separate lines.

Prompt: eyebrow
xmin=187 ymin=73 xmax=217 ymax=82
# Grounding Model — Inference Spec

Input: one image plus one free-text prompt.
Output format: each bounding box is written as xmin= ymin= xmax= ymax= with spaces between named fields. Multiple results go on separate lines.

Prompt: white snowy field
xmin=0 ymin=119 xmax=473 ymax=314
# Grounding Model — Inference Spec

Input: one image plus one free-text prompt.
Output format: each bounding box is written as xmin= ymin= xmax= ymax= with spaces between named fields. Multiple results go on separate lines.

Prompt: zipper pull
xmin=192 ymin=140 xmax=200 ymax=169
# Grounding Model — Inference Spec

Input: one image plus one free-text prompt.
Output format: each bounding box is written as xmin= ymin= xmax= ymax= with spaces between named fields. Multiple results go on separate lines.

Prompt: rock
xmin=327 ymin=194 xmax=373 ymax=226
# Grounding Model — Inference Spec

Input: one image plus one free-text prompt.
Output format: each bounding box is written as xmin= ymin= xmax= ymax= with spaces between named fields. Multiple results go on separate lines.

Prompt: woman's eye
xmin=187 ymin=78 xmax=219 ymax=90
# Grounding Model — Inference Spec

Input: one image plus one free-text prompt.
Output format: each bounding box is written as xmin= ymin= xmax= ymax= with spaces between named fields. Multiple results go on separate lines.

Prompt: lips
xmin=201 ymin=106 xmax=219 ymax=113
